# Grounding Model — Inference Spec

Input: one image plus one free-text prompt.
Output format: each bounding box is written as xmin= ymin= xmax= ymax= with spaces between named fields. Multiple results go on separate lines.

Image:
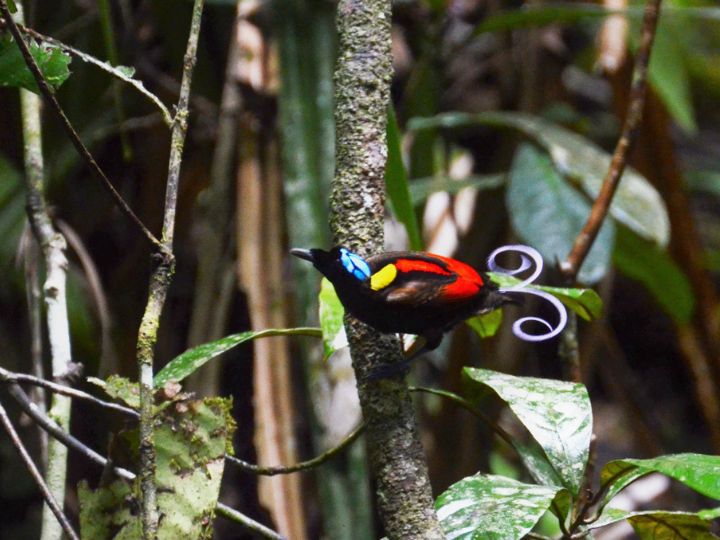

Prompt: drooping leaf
xmin=474 ymin=4 xmax=614 ymax=34
xmin=0 ymin=34 xmax=71 ymax=92
xmin=409 ymin=174 xmax=505 ymax=206
xmin=409 ymin=112 xmax=670 ymax=247
xmin=386 ymin=104 xmax=423 ymax=250
xmin=319 ymin=278 xmax=348 ymax=359
xmin=507 ymin=143 xmax=614 ymax=284
xmin=465 ymin=309 xmax=503 ymax=339
xmin=613 ymin=226 xmax=695 ymax=324
xmin=463 ymin=368 xmax=592 ymax=495
xmin=154 ymin=327 xmax=321 ymax=386
xmin=436 ymin=473 xmax=565 ymax=540
xmin=600 ymin=454 xmax=720 ymax=506
xmin=488 ymin=273 xmax=603 ymax=321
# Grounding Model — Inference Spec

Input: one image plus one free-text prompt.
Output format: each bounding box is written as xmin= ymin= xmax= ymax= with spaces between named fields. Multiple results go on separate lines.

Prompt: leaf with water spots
xmin=463 ymin=368 xmax=592 ymax=495
xmin=436 ymin=474 xmax=565 ymax=539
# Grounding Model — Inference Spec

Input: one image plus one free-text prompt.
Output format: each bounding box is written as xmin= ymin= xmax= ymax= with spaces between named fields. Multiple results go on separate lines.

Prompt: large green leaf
xmin=386 ymin=105 xmax=423 ymax=250
xmin=464 ymin=368 xmax=592 ymax=495
xmin=154 ymin=328 xmax=322 ymax=386
xmin=507 ymin=143 xmax=614 ymax=284
xmin=0 ymin=34 xmax=71 ymax=92
xmin=436 ymin=474 xmax=565 ymax=540
xmin=409 ymin=112 xmax=670 ymax=247
xmin=319 ymin=278 xmax=348 ymax=359
xmin=613 ymin=226 xmax=695 ymax=324
xmin=600 ymin=454 xmax=720 ymax=506
xmin=488 ymin=272 xmax=602 ymax=321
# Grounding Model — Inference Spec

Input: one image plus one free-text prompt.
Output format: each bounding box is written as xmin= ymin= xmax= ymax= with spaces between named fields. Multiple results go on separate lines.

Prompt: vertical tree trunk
xmin=330 ymin=0 xmax=445 ymax=537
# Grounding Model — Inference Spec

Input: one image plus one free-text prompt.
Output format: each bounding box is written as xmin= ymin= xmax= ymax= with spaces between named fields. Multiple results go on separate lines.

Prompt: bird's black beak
xmin=290 ymin=248 xmax=314 ymax=262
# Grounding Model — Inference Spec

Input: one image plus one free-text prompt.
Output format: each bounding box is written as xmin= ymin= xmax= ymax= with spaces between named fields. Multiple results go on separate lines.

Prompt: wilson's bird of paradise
xmin=291 ymin=244 xmax=567 ymax=356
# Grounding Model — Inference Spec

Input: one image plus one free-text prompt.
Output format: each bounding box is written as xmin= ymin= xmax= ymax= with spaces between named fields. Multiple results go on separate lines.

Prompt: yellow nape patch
xmin=371 ymin=264 xmax=398 ymax=291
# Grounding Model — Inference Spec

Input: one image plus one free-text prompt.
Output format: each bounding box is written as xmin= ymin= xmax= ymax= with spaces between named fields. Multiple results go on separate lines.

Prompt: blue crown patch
xmin=340 ymin=248 xmax=371 ymax=281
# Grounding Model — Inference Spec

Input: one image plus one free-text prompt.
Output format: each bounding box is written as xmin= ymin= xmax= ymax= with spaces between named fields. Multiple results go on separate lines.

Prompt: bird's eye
xmin=339 ymin=248 xmax=371 ymax=281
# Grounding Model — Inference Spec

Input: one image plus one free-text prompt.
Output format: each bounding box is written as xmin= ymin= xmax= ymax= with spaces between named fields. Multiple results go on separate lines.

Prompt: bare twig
xmin=560 ymin=0 xmax=662 ymax=281
xmin=215 ymin=503 xmax=286 ymax=540
xmin=6 ymin=383 xmax=135 ymax=481
xmin=227 ymin=422 xmax=365 ymax=476
xmin=134 ymin=0 xmax=204 ymax=536
xmin=0 ymin=2 xmax=164 ymax=252
xmin=0 ymin=399 xmax=79 ymax=540
xmin=0 ymin=366 xmax=139 ymax=418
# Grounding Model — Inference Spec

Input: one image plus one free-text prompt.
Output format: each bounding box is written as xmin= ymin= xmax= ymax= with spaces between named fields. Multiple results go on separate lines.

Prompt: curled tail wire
xmin=487 ymin=245 xmax=568 ymax=342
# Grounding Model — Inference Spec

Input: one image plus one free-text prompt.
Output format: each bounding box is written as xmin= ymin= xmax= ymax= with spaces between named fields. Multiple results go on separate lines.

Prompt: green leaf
xmin=319 ymin=278 xmax=348 ymax=359
xmin=87 ymin=375 xmax=140 ymax=409
xmin=154 ymin=327 xmax=321 ymax=386
xmin=436 ymin=473 xmax=565 ymax=540
xmin=507 ymin=143 xmax=614 ymax=284
xmin=613 ymin=226 xmax=695 ymax=324
xmin=601 ymin=454 xmax=720 ymax=506
xmin=409 ymin=174 xmax=505 ymax=206
xmin=7 ymin=0 xmax=17 ymax=13
xmin=466 ymin=310 xmax=503 ymax=339
xmin=0 ymin=34 xmax=71 ymax=92
xmin=463 ymin=368 xmax=592 ymax=495
xmin=386 ymin=104 xmax=423 ymax=250
xmin=628 ymin=511 xmax=719 ymax=540
xmin=408 ymin=111 xmax=670 ymax=247
xmin=589 ymin=508 xmax=720 ymax=538
xmin=78 ymin=479 xmax=142 ymax=540
xmin=487 ymin=272 xmax=602 ymax=321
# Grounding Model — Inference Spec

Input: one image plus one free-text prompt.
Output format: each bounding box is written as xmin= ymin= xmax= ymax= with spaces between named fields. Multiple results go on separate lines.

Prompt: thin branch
xmin=0 ymin=20 xmax=174 ymax=125
xmin=215 ymin=503 xmax=287 ymax=540
xmin=0 ymin=2 xmax=164 ymax=252
xmin=560 ymin=0 xmax=662 ymax=281
xmin=0 ymin=366 xmax=139 ymax=418
xmin=134 ymin=0 xmax=204 ymax=536
xmin=0 ymin=399 xmax=79 ymax=540
xmin=6 ymin=383 xmax=135 ymax=481
xmin=227 ymin=422 xmax=365 ymax=476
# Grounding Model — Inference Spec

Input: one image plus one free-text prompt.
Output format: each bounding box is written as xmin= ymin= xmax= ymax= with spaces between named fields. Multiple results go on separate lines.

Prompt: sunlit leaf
xmin=386 ymin=104 xmax=423 ymax=250
xmin=464 ymin=368 xmax=592 ymax=495
xmin=487 ymin=272 xmax=602 ymax=321
xmin=507 ymin=143 xmax=614 ymax=284
xmin=600 ymin=454 xmax=720 ymax=506
xmin=319 ymin=278 xmax=348 ymax=359
xmin=154 ymin=327 xmax=321 ymax=386
xmin=436 ymin=473 xmax=565 ymax=540
xmin=588 ymin=507 xmax=720 ymax=539
xmin=0 ymin=34 xmax=71 ymax=92
xmin=465 ymin=310 xmax=503 ymax=339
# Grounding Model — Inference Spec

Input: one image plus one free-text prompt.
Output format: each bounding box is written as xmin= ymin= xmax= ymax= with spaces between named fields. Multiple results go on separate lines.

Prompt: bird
xmin=290 ymin=246 xmax=518 ymax=356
